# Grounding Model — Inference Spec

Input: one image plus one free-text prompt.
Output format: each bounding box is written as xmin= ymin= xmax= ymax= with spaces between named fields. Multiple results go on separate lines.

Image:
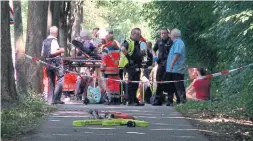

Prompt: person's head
xmin=160 ymin=28 xmax=169 ymax=40
xmin=130 ymin=28 xmax=141 ymax=41
xmin=50 ymin=26 xmax=58 ymax=38
xmin=92 ymin=27 xmax=99 ymax=37
xmin=105 ymin=34 xmax=114 ymax=42
xmin=197 ymin=68 xmax=207 ymax=76
xmin=171 ymin=28 xmax=181 ymax=41
xmin=134 ymin=27 xmax=141 ymax=34
xmin=147 ymin=41 xmax=152 ymax=50
xmin=80 ymin=29 xmax=91 ymax=40
xmin=106 ymin=28 xmax=114 ymax=34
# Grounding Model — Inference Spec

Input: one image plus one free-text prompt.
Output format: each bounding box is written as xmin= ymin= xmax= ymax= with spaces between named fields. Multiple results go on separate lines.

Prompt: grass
xmin=175 ymin=99 xmax=253 ymax=141
xmin=1 ymin=91 xmax=56 ymax=139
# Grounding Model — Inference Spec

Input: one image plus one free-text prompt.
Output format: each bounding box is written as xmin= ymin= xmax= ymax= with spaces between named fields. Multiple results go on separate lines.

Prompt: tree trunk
xmin=47 ymin=1 xmax=61 ymax=34
xmin=25 ymin=1 xmax=48 ymax=94
xmin=70 ymin=0 xmax=83 ymax=41
xmin=14 ymin=0 xmax=26 ymax=94
xmin=47 ymin=1 xmax=52 ymax=33
xmin=59 ymin=1 xmax=70 ymax=56
xmin=1 ymin=1 xmax=18 ymax=107
xmin=52 ymin=1 xmax=60 ymax=27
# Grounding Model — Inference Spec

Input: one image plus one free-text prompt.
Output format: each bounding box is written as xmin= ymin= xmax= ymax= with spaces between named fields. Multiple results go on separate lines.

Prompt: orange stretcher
xmin=42 ymin=57 xmax=102 ymax=95
xmin=42 ymin=67 xmax=77 ymax=93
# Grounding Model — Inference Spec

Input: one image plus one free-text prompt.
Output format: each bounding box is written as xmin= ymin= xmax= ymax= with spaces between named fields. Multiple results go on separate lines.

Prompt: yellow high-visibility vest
xmin=118 ymin=39 xmax=135 ymax=68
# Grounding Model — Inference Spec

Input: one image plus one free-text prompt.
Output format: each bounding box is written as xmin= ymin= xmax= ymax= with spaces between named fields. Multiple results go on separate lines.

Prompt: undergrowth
xmin=1 ymin=91 xmax=56 ymax=139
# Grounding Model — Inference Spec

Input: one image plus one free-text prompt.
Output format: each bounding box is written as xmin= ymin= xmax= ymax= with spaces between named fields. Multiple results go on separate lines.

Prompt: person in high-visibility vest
xmin=119 ymin=28 xmax=145 ymax=106
xmin=100 ymin=34 xmax=121 ymax=105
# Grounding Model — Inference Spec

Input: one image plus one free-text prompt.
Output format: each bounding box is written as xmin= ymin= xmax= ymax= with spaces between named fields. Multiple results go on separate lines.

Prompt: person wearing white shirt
xmin=41 ymin=26 xmax=65 ymax=105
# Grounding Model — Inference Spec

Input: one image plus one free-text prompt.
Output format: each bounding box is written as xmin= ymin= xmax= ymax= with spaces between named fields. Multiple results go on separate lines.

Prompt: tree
xmin=70 ymin=0 xmax=83 ymax=41
xmin=1 ymin=1 xmax=18 ymax=107
xmin=14 ymin=0 xmax=26 ymax=94
xmin=59 ymin=1 xmax=71 ymax=56
xmin=47 ymin=1 xmax=61 ymax=33
xmin=24 ymin=1 xmax=48 ymax=93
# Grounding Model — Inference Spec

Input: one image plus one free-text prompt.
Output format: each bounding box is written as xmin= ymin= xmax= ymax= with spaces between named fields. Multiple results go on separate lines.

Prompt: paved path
xmin=21 ymin=103 xmax=209 ymax=141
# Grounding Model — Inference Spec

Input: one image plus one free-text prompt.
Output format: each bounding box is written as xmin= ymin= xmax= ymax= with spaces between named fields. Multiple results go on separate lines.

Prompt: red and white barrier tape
xmin=24 ymin=54 xmax=253 ymax=84
xmin=24 ymin=54 xmax=60 ymax=69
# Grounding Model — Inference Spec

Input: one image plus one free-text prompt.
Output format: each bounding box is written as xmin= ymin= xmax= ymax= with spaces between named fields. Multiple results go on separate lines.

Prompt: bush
xmin=1 ymin=91 xmax=56 ymax=138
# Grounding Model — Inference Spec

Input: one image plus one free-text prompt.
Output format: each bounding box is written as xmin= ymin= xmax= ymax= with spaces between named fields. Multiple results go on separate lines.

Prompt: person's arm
xmin=100 ymin=49 xmax=108 ymax=72
xmin=152 ymin=41 xmax=158 ymax=56
xmin=121 ymin=41 xmax=129 ymax=56
xmin=186 ymin=80 xmax=197 ymax=96
xmin=41 ymin=44 xmax=44 ymax=57
xmin=51 ymin=40 xmax=64 ymax=56
xmin=169 ymin=54 xmax=180 ymax=72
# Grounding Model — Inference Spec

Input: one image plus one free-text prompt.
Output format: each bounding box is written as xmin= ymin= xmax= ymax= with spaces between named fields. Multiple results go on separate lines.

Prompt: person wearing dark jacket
xmin=120 ymin=28 xmax=145 ymax=106
xmin=152 ymin=28 xmax=173 ymax=106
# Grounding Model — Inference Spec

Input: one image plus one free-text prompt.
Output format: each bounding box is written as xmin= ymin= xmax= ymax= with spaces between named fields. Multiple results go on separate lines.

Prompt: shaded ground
xmin=18 ymin=103 xmax=209 ymax=141
xmin=180 ymin=111 xmax=253 ymax=141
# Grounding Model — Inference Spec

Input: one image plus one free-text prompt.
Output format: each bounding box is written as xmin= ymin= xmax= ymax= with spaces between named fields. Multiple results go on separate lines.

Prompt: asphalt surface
xmin=20 ymin=103 xmax=209 ymax=141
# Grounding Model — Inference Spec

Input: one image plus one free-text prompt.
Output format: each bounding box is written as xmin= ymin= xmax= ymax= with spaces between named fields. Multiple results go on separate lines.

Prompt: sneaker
xmin=152 ymin=102 xmax=162 ymax=106
xmin=104 ymin=101 xmax=111 ymax=105
xmin=52 ymin=100 xmax=65 ymax=104
xmin=166 ymin=102 xmax=173 ymax=106
xmin=64 ymin=97 xmax=71 ymax=102
xmin=137 ymin=102 xmax=145 ymax=106
xmin=128 ymin=103 xmax=138 ymax=106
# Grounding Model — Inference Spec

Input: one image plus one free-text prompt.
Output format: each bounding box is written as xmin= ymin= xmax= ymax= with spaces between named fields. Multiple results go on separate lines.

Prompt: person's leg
xmin=132 ymin=70 xmax=141 ymax=104
xmin=186 ymin=92 xmax=198 ymax=101
xmin=153 ymin=64 xmax=166 ymax=105
xmin=126 ymin=68 xmax=141 ymax=105
xmin=46 ymin=68 xmax=56 ymax=104
xmin=75 ymin=76 xmax=82 ymax=99
xmin=104 ymin=75 xmax=113 ymax=105
xmin=112 ymin=75 xmax=121 ymax=105
xmin=53 ymin=64 xmax=65 ymax=104
xmin=126 ymin=68 xmax=134 ymax=104
xmin=173 ymin=73 xmax=187 ymax=104
xmin=175 ymin=91 xmax=180 ymax=104
xmin=164 ymin=73 xmax=176 ymax=106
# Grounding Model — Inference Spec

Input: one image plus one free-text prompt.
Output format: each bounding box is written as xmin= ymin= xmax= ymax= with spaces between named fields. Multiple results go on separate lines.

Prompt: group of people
xmin=41 ymin=25 xmax=211 ymax=106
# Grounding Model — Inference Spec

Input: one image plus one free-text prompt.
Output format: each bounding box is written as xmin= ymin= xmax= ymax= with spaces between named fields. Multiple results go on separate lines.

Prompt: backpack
xmin=87 ymin=86 xmax=102 ymax=104
xmin=41 ymin=38 xmax=55 ymax=59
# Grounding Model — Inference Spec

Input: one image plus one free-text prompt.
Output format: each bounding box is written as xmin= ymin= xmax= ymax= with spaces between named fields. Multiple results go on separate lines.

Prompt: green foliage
xmin=144 ymin=1 xmax=253 ymax=118
xmin=1 ymin=91 xmax=56 ymax=138
xmin=83 ymin=0 xmax=153 ymax=42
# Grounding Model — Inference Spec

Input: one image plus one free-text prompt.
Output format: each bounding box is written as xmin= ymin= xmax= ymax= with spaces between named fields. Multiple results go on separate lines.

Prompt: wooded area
xmin=1 ymin=0 xmax=253 ymax=139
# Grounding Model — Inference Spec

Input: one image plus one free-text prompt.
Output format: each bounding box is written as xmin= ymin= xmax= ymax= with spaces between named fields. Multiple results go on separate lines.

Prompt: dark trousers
xmin=126 ymin=67 xmax=141 ymax=104
xmin=143 ymin=67 xmax=152 ymax=80
xmin=74 ymin=77 xmax=90 ymax=100
xmin=165 ymin=72 xmax=186 ymax=104
xmin=46 ymin=61 xmax=65 ymax=104
xmin=154 ymin=64 xmax=167 ymax=103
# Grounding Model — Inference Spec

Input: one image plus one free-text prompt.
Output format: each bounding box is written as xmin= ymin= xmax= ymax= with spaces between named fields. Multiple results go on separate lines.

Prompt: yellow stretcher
xmin=73 ymin=119 xmax=149 ymax=127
